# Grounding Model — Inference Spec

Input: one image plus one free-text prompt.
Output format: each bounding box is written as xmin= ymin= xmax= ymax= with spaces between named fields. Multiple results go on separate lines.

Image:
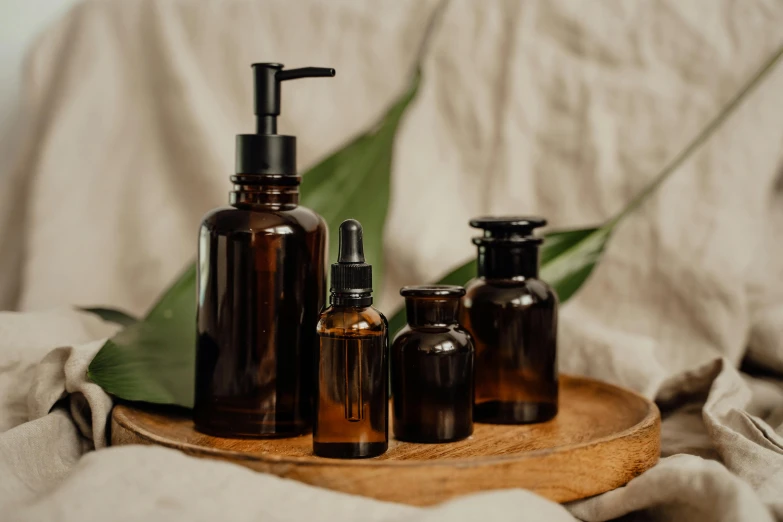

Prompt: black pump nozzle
xmin=331 ymin=220 xmax=373 ymax=304
xmin=252 ymin=63 xmax=336 ymax=134
xmin=236 ymin=63 xmax=335 ymax=176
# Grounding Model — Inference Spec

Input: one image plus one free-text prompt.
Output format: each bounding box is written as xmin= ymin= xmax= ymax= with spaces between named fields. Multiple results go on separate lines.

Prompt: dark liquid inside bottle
xmin=314 ymin=321 xmax=388 ymax=458
xmin=314 ymin=219 xmax=388 ymax=458
xmin=392 ymin=288 xmax=474 ymax=443
xmin=462 ymin=279 xmax=558 ymax=423
xmin=462 ymin=217 xmax=558 ymax=424
xmin=194 ymin=181 xmax=326 ymax=438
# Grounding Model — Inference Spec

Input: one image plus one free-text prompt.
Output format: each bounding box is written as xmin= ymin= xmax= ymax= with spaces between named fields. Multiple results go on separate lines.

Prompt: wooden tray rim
xmin=113 ymin=374 xmax=659 ymax=469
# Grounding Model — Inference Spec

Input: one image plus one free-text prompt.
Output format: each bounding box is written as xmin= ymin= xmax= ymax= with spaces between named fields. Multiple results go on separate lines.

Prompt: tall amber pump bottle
xmin=314 ymin=220 xmax=389 ymax=459
xmin=194 ymin=64 xmax=334 ymax=438
xmin=461 ymin=217 xmax=558 ymax=424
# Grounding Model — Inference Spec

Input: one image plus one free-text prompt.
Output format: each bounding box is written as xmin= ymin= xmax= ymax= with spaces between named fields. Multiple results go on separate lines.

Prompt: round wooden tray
xmin=111 ymin=375 xmax=659 ymax=505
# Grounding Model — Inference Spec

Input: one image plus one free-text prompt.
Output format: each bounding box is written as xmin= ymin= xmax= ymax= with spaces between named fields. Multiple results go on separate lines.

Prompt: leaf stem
xmin=609 ymin=43 xmax=783 ymax=227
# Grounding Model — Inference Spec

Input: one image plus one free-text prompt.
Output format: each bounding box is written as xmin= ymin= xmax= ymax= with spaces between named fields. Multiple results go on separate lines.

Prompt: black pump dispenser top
xmin=470 ymin=216 xmax=547 ymax=279
xmin=236 ymin=63 xmax=335 ymax=176
xmin=331 ymin=219 xmax=373 ymax=306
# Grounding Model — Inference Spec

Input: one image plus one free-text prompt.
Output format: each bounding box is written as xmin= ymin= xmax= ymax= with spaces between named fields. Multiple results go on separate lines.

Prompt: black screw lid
xmin=331 ymin=220 xmax=373 ymax=295
xmin=236 ymin=63 xmax=335 ymax=176
xmin=469 ymin=216 xmax=546 ymax=245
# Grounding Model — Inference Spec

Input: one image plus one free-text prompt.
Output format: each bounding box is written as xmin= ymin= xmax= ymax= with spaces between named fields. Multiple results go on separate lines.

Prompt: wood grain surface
xmin=111 ymin=374 xmax=660 ymax=505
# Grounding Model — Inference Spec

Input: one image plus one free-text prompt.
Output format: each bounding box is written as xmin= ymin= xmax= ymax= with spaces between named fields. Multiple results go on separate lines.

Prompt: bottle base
xmin=393 ymin=427 xmax=473 ymax=444
xmin=474 ymin=401 xmax=557 ymax=424
xmin=313 ymin=441 xmax=387 ymax=459
xmin=393 ymin=433 xmax=473 ymax=444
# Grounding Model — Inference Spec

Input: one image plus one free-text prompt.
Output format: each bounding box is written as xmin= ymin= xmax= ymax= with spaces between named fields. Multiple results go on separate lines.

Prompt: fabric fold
xmin=27 ymin=342 xmax=113 ymax=448
xmin=2 ymin=0 xmax=783 ymax=520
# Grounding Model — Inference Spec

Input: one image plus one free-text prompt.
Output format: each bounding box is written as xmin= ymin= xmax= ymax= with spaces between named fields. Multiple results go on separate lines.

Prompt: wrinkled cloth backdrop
xmin=1 ymin=1 xmax=783 ymax=520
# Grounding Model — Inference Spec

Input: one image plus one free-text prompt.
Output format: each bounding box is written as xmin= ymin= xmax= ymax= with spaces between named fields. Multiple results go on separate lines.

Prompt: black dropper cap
xmin=236 ymin=63 xmax=335 ymax=176
xmin=331 ymin=219 xmax=373 ymax=306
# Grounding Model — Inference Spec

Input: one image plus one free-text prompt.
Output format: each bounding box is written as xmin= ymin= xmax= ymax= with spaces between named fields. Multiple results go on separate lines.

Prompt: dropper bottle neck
xmin=330 ymin=292 xmax=372 ymax=308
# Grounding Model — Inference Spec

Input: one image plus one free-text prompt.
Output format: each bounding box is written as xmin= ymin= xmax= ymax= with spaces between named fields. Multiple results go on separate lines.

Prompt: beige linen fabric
xmin=1 ymin=0 xmax=783 ymax=520
xmin=1 ymin=318 xmax=781 ymax=521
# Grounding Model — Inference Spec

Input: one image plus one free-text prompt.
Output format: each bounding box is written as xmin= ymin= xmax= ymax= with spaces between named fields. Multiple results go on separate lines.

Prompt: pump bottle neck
xmin=229 ymin=174 xmax=300 ymax=210
xmin=477 ymin=243 xmax=539 ymax=280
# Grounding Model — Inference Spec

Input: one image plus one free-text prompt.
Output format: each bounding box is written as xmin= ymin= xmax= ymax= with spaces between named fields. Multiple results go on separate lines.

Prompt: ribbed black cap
xmin=331 ymin=219 xmax=372 ymax=295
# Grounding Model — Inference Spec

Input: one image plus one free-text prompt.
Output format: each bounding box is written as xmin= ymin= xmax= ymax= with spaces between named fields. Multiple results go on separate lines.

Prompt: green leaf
xmin=385 ymin=41 xmax=783 ymax=331
xmin=435 ymin=259 xmax=478 ymax=287
xmin=87 ymin=78 xmax=421 ymax=407
xmin=538 ymin=227 xmax=609 ymax=302
xmin=302 ymin=72 xmax=420 ymax=297
xmin=88 ymin=32 xmax=783 ymax=408
xmin=88 ymin=264 xmax=197 ymax=405
xmin=385 ymin=226 xmax=610 ymax=334
xmin=79 ymin=307 xmax=138 ymax=327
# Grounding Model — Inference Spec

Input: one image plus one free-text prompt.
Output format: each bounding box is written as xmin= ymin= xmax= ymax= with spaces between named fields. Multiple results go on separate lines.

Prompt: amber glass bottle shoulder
xmin=393 ymin=324 xmax=472 ymax=355
xmin=200 ymin=205 xmax=326 ymax=235
xmin=317 ymin=306 xmax=387 ymax=336
xmin=464 ymin=277 xmax=557 ymax=308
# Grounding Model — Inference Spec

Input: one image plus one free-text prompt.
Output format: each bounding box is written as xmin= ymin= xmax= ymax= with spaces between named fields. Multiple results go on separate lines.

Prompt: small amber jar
xmin=391 ymin=285 xmax=474 ymax=443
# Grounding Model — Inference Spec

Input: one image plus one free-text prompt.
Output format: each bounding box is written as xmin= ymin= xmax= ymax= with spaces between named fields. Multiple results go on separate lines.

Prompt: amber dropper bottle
xmin=314 ymin=220 xmax=389 ymax=459
xmin=461 ymin=217 xmax=558 ymax=424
